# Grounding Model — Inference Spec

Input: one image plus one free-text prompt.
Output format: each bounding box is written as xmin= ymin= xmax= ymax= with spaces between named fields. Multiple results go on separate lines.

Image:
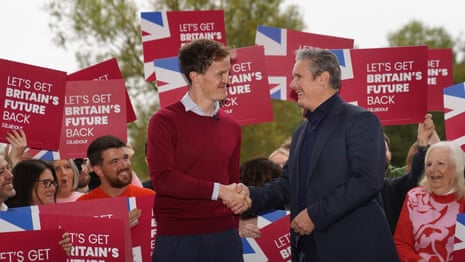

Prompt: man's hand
xmin=219 ymin=183 xmax=251 ymax=214
xmin=417 ymin=113 xmax=439 ymax=146
xmin=129 ymin=208 xmax=142 ymax=228
xmin=239 ymin=217 xmax=261 ymax=238
xmin=58 ymin=232 xmax=72 ymax=255
xmin=5 ymin=129 xmax=29 ymax=167
xmin=290 ymin=208 xmax=314 ymax=236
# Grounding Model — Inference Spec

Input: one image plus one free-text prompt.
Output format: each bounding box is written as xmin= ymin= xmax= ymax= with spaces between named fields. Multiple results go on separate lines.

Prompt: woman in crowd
xmin=268 ymin=137 xmax=291 ymax=168
xmin=394 ymin=141 xmax=465 ymax=261
xmin=50 ymin=159 xmax=84 ymax=203
xmin=238 ymin=157 xmax=284 ymax=238
xmin=6 ymin=159 xmax=58 ymax=208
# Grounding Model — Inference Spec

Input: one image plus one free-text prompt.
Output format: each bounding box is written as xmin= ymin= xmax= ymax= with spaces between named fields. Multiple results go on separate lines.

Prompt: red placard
xmin=338 ymin=46 xmax=428 ymax=126
xmin=254 ymin=214 xmax=291 ymax=261
xmin=255 ymin=26 xmax=354 ymax=101
xmin=0 ymin=228 xmax=67 ymax=261
xmin=155 ymin=45 xmax=274 ymax=126
xmin=39 ymin=197 xmax=132 ymax=262
xmin=224 ymin=45 xmax=274 ymax=125
xmin=67 ymin=58 xmax=137 ymax=123
xmin=427 ymin=48 xmax=454 ymax=112
xmin=40 ymin=214 xmax=127 ymax=262
xmin=59 ymin=79 xmax=127 ymax=159
xmin=127 ymin=195 xmax=156 ymax=262
xmin=141 ymin=10 xmax=226 ymax=81
xmin=0 ymin=59 xmax=66 ymax=150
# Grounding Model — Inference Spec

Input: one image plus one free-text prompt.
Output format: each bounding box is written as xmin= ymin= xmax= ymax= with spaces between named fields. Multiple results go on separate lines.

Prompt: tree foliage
xmin=45 ymin=0 xmax=305 ymax=181
xmin=386 ymin=20 xmax=465 ymax=166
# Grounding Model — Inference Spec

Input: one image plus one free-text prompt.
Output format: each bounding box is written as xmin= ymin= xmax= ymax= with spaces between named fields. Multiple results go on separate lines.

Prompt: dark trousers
xmin=293 ymin=235 xmax=321 ymax=262
xmin=152 ymin=228 xmax=243 ymax=262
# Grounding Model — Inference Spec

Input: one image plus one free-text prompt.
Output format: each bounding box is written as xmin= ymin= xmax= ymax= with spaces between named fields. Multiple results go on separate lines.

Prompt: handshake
xmin=219 ymin=183 xmax=252 ymax=214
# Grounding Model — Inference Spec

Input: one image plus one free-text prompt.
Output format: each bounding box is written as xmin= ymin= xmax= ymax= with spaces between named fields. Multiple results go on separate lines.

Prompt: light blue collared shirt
xmin=180 ymin=92 xmax=221 ymax=200
xmin=180 ymin=93 xmax=220 ymax=117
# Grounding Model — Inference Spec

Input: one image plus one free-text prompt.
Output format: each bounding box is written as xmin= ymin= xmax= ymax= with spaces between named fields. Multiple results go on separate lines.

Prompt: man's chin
xmin=1 ymin=190 xmax=16 ymax=199
xmin=112 ymin=181 xmax=131 ymax=188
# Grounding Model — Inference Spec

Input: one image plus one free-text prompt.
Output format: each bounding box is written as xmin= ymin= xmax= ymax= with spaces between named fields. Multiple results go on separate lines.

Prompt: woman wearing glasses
xmin=6 ymin=159 xmax=58 ymax=207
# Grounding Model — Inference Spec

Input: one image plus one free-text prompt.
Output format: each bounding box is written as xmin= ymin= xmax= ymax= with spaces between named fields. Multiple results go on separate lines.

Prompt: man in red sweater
xmin=146 ymin=39 xmax=248 ymax=262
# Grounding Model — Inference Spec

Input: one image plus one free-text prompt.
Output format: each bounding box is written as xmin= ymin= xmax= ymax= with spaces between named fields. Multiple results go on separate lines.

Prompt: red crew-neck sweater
xmin=146 ymin=101 xmax=242 ymax=236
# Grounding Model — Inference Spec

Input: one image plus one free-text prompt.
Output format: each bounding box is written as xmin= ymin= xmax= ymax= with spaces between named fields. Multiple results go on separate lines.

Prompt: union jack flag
xmin=154 ymin=56 xmax=189 ymax=108
xmin=255 ymin=25 xmax=354 ymax=102
xmin=0 ymin=206 xmax=40 ymax=232
xmin=243 ymin=210 xmax=290 ymax=262
xmin=331 ymin=49 xmax=354 ymax=80
xmin=25 ymin=147 xmax=61 ymax=160
xmin=255 ymin=26 xmax=290 ymax=100
xmin=453 ymin=213 xmax=465 ymax=261
xmin=140 ymin=11 xmax=171 ymax=81
xmin=140 ymin=10 xmax=226 ymax=82
xmin=444 ymin=83 xmax=465 ymax=150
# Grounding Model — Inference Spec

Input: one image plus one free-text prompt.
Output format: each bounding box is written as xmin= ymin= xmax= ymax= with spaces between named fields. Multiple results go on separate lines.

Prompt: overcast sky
xmin=288 ymin=0 xmax=463 ymax=49
xmin=1 ymin=0 xmax=463 ymax=73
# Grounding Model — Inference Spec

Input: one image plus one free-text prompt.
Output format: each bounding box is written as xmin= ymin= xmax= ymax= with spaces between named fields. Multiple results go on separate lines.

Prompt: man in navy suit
xmin=240 ymin=48 xmax=399 ymax=261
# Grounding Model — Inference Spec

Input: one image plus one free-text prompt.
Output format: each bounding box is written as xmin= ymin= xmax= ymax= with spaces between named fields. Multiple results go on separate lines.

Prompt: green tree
xmin=45 ymin=0 xmax=304 ymax=181
xmin=385 ymin=20 xmax=465 ymax=167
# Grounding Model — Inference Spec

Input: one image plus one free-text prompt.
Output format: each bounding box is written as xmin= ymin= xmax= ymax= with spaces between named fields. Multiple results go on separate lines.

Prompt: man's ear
xmin=92 ymin=165 xmax=104 ymax=178
xmin=189 ymin=71 xmax=200 ymax=84
xmin=319 ymin=71 xmax=330 ymax=84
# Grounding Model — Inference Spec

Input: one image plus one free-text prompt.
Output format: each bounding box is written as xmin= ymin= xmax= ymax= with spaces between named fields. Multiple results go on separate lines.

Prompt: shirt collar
xmin=1 ymin=202 xmax=8 ymax=211
xmin=305 ymin=94 xmax=338 ymax=125
xmin=181 ymin=92 xmax=219 ymax=117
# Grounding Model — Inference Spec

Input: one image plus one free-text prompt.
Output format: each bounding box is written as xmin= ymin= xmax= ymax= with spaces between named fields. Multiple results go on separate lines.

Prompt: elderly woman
xmin=394 ymin=141 xmax=465 ymax=262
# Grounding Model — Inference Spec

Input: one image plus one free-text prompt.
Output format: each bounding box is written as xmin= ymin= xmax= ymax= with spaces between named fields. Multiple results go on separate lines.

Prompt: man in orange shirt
xmin=78 ymin=135 xmax=155 ymax=227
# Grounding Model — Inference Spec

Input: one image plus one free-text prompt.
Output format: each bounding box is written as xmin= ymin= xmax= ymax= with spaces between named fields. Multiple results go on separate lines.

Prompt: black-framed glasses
xmin=37 ymin=179 xmax=58 ymax=188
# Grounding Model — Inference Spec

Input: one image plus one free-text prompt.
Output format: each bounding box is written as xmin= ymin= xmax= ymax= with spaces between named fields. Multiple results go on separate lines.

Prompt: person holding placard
xmin=77 ymin=135 xmax=156 ymax=228
xmin=382 ymin=113 xmax=440 ymax=233
xmin=394 ymin=141 xmax=465 ymax=261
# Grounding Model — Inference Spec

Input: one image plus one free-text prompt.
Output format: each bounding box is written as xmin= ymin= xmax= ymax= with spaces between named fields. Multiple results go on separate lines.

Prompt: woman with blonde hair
xmin=394 ymin=141 xmax=465 ymax=261
xmin=50 ymin=159 xmax=84 ymax=203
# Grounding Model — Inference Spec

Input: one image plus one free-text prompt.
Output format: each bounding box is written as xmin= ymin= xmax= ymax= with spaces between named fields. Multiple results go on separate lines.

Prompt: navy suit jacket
xmin=248 ymin=95 xmax=399 ymax=261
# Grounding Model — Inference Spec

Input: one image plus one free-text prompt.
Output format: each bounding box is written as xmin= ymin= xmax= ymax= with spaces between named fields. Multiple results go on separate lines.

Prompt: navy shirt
xmin=298 ymin=94 xmax=338 ymax=209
